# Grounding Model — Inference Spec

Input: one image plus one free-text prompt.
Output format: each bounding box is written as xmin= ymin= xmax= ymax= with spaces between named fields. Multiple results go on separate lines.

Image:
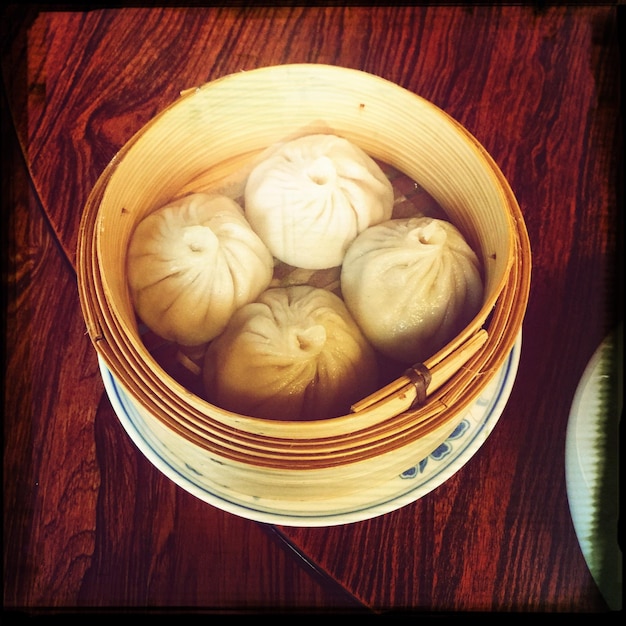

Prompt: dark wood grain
xmin=276 ymin=5 xmax=620 ymax=612
xmin=2 ymin=41 xmax=366 ymax=611
xmin=3 ymin=4 xmax=620 ymax=613
xmin=275 ymin=6 xmax=621 ymax=612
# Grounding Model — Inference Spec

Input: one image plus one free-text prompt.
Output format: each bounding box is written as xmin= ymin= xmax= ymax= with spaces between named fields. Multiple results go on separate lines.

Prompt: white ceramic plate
xmin=565 ymin=329 xmax=622 ymax=610
xmin=99 ymin=334 xmax=521 ymax=527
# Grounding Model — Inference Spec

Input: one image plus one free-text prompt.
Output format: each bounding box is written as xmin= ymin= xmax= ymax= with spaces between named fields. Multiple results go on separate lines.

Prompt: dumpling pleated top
xmin=127 ymin=193 xmax=274 ymax=347
xmin=341 ymin=216 xmax=484 ymax=364
xmin=244 ymin=134 xmax=394 ymax=270
xmin=203 ymin=285 xmax=379 ymax=421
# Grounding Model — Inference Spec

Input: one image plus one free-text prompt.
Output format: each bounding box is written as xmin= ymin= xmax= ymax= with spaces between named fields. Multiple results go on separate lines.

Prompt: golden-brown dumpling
xmin=127 ymin=193 xmax=273 ymax=347
xmin=203 ymin=286 xmax=379 ymax=420
xmin=341 ymin=217 xmax=483 ymax=364
xmin=244 ymin=134 xmax=394 ymax=270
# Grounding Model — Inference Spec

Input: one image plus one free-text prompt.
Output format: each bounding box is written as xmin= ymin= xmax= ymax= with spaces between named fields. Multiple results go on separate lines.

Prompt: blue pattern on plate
xmin=400 ymin=419 xmax=470 ymax=479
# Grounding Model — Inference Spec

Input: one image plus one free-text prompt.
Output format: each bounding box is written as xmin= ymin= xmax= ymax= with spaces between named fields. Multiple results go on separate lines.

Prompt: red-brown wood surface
xmin=3 ymin=5 xmax=620 ymax=614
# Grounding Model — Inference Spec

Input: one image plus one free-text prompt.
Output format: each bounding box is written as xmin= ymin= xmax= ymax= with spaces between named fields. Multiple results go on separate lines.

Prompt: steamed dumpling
xmin=127 ymin=193 xmax=273 ymax=347
xmin=244 ymin=134 xmax=394 ymax=270
xmin=341 ymin=217 xmax=483 ymax=364
xmin=203 ymin=286 xmax=379 ymax=421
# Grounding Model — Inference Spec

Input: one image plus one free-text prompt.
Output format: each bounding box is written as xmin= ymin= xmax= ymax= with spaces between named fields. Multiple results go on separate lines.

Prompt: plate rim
xmin=565 ymin=329 xmax=622 ymax=610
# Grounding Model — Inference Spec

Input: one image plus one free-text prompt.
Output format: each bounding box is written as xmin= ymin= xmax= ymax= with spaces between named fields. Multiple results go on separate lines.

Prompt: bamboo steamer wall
xmin=77 ymin=64 xmax=530 ymax=501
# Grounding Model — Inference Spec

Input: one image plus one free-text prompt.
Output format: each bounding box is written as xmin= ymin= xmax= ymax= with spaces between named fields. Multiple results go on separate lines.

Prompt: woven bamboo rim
xmin=77 ymin=64 xmax=530 ymax=472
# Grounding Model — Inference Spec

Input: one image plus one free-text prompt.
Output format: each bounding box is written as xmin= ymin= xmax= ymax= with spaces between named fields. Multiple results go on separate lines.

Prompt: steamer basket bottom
xmin=98 ymin=333 xmax=521 ymax=524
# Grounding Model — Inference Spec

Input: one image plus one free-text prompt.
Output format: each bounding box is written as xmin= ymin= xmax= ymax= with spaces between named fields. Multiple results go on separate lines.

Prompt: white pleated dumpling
xmin=127 ymin=193 xmax=274 ymax=347
xmin=341 ymin=217 xmax=484 ymax=364
xmin=203 ymin=286 xmax=379 ymax=421
xmin=244 ymin=134 xmax=394 ymax=270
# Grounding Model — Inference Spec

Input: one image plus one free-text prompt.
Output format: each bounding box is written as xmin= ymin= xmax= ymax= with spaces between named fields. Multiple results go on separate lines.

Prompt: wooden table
xmin=3 ymin=5 xmax=620 ymax=614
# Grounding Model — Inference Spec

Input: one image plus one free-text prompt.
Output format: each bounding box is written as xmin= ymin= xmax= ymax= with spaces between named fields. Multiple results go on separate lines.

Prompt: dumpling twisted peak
xmin=244 ymin=134 xmax=394 ymax=270
xmin=341 ymin=216 xmax=484 ymax=364
xmin=127 ymin=193 xmax=273 ymax=347
xmin=203 ymin=286 xmax=379 ymax=421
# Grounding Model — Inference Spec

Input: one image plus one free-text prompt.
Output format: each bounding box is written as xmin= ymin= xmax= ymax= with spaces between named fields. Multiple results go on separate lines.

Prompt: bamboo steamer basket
xmin=77 ymin=64 xmax=531 ymax=502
